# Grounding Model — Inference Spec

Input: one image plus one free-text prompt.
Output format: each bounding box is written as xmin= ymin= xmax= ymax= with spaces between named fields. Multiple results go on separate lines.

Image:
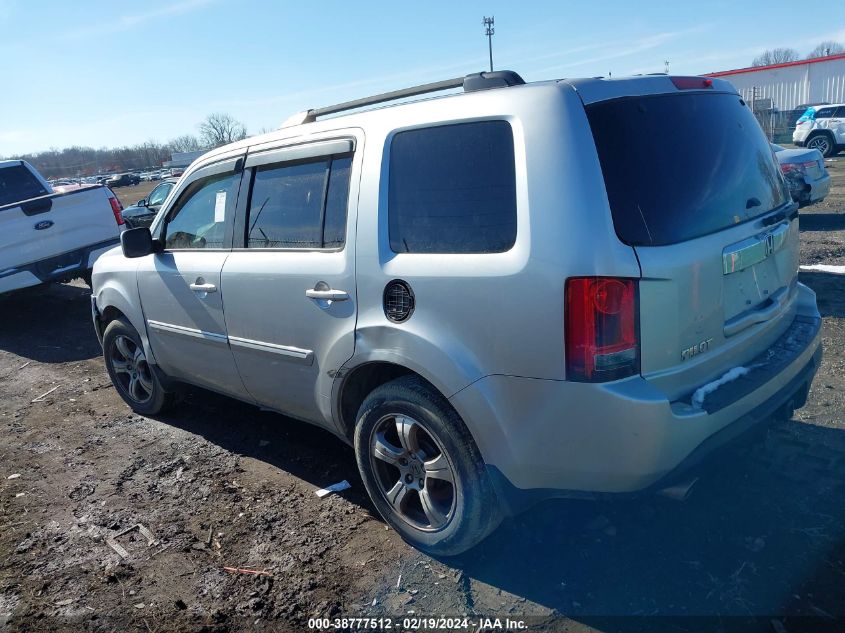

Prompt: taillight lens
xmin=780 ymin=163 xmax=803 ymax=174
xmin=108 ymin=194 xmax=125 ymax=225
xmin=565 ymin=277 xmax=639 ymax=382
xmin=671 ymin=76 xmax=713 ymax=90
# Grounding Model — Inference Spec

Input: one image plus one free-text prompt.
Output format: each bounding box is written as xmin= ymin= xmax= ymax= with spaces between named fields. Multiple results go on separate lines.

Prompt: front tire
xmin=102 ymin=318 xmax=174 ymax=415
xmin=354 ymin=375 xmax=501 ymax=556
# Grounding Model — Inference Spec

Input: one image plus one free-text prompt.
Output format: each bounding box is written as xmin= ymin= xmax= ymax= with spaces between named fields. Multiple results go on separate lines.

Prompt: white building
xmin=706 ymin=53 xmax=845 ymax=112
xmin=163 ymin=150 xmax=207 ymax=169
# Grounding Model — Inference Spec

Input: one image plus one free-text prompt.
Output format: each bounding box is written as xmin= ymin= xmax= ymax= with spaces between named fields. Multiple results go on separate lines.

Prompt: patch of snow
xmin=800 ymin=264 xmax=845 ymax=274
xmin=692 ymin=366 xmax=750 ymax=409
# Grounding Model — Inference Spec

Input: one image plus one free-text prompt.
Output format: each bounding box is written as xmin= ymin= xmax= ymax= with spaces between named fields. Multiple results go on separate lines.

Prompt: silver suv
xmin=92 ymin=71 xmax=822 ymax=555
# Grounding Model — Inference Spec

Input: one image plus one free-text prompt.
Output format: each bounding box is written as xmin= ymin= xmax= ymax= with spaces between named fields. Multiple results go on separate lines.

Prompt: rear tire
xmin=102 ymin=318 xmax=174 ymax=415
xmin=354 ymin=375 xmax=501 ymax=556
xmin=806 ymin=133 xmax=835 ymax=158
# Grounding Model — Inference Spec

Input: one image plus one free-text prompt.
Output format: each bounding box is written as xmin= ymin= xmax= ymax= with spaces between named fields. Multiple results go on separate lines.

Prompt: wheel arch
xmin=333 ymin=325 xmax=486 ymax=441
xmin=95 ymin=280 xmax=158 ymax=365
xmin=806 ymin=129 xmax=836 ymax=149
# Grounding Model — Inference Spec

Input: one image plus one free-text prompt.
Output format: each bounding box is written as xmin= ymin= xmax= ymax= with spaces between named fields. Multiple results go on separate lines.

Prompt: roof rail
xmin=289 ymin=70 xmax=525 ymax=126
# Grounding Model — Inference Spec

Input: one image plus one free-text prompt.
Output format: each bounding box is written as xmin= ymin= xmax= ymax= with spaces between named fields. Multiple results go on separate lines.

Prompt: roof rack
xmin=282 ymin=71 xmax=525 ymax=127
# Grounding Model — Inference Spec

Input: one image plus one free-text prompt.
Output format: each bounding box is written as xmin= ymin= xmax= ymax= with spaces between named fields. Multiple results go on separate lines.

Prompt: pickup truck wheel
xmin=102 ymin=318 xmax=174 ymax=415
xmin=806 ymin=133 xmax=834 ymax=158
xmin=354 ymin=375 xmax=501 ymax=556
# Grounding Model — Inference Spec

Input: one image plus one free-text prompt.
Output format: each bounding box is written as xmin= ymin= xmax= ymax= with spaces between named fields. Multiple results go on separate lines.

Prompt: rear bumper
xmin=449 ymin=290 xmax=822 ymax=512
xmin=0 ymin=237 xmax=119 ymax=295
xmin=792 ymin=130 xmax=808 ymax=145
xmin=789 ymin=171 xmax=831 ymax=206
xmin=805 ymin=172 xmax=831 ymax=205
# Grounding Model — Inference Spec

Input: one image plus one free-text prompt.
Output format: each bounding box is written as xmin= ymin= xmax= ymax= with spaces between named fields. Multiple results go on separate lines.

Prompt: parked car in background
xmin=793 ymin=104 xmax=845 ymax=157
xmin=92 ymin=72 xmax=821 ymax=555
xmin=0 ymin=159 xmax=125 ymax=293
xmin=120 ymin=177 xmax=177 ymax=228
xmin=106 ymin=173 xmax=140 ymax=188
xmin=772 ymin=144 xmax=830 ymax=207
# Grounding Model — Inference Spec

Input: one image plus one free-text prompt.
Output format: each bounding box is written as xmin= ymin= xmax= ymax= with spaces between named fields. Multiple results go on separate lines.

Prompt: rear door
xmin=220 ymin=135 xmax=360 ymax=425
xmin=585 ymin=88 xmax=797 ymax=401
xmin=137 ymin=156 xmax=250 ymax=399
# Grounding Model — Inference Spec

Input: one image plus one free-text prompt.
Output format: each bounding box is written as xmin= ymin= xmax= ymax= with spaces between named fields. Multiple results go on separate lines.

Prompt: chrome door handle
xmin=305 ymin=288 xmax=349 ymax=301
xmin=190 ymin=283 xmax=217 ymax=293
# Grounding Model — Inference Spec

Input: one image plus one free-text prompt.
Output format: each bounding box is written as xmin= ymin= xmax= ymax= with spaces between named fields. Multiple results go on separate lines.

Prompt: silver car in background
xmin=90 ymin=71 xmax=822 ymax=555
xmin=772 ymin=143 xmax=831 ymax=207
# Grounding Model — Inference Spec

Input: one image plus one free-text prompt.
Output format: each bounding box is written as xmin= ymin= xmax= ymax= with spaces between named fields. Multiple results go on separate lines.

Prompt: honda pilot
xmin=91 ymin=71 xmax=822 ymax=555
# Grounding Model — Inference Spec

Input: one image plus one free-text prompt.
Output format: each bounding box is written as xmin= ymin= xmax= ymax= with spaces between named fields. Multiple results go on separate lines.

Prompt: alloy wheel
xmin=109 ymin=335 xmax=154 ymax=404
xmin=368 ymin=414 xmax=457 ymax=531
xmin=807 ymin=136 xmax=831 ymax=155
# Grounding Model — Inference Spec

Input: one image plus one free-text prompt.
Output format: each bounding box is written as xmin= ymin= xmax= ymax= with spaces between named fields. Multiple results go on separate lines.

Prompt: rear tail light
xmin=780 ymin=163 xmax=804 ymax=174
xmin=565 ymin=277 xmax=639 ymax=382
xmin=108 ymin=193 xmax=125 ymax=226
xmin=802 ymin=161 xmax=817 ymax=169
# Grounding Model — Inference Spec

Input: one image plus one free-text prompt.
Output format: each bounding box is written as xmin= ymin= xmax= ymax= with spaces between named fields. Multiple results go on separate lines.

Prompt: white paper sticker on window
xmin=214 ymin=191 xmax=227 ymax=223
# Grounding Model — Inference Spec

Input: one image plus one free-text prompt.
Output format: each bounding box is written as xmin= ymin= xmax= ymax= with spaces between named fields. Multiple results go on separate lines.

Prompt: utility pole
xmin=483 ymin=16 xmax=495 ymax=72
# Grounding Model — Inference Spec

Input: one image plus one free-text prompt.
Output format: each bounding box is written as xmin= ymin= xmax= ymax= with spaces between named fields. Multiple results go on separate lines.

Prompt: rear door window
xmin=586 ymin=92 xmax=790 ymax=246
xmin=814 ymin=107 xmax=835 ymax=119
xmin=0 ymin=165 xmax=49 ymax=207
xmin=388 ymin=120 xmax=517 ymax=254
xmin=245 ymin=154 xmax=352 ymax=249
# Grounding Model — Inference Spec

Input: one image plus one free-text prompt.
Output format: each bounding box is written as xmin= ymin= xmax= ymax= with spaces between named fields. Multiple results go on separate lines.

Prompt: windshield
xmin=586 ymin=92 xmax=790 ymax=246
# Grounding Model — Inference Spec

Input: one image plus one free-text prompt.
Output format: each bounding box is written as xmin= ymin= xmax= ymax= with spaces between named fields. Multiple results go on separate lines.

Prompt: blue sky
xmin=1 ymin=0 xmax=843 ymax=156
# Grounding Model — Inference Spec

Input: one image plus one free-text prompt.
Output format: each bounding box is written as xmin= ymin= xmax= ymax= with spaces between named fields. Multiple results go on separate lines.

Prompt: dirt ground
xmin=113 ymin=181 xmax=158 ymax=209
xmin=2 ymin=161 xmax=845 ymax=632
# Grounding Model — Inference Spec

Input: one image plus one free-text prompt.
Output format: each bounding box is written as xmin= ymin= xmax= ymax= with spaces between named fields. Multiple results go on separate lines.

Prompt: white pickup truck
xmin=0 ymin=159 xmax=125 ymax=295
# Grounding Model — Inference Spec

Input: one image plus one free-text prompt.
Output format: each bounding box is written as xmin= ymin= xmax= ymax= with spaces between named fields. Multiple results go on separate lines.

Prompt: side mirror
xmin=137 ymin=198 xmax=147 ymax=207
xmin=121 ymin=227 xmax=154 ymax=258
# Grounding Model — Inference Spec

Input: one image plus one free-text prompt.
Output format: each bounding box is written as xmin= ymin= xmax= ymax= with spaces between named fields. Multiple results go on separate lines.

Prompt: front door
xmin=220 ymin=136 xmax=360 ymax=424
xmin=137 ymin=157 xmax=250 ymax=400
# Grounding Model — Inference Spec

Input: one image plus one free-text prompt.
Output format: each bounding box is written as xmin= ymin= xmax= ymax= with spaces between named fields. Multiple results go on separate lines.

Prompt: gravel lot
xmin=1 ymin=161 xmax=844 ymax=632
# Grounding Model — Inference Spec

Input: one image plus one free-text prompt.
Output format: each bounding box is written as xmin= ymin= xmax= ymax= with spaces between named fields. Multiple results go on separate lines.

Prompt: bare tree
xmin=806 ymin=41 xmax=845 ymax=59
xmin=752 ymin=48 xmax=799 ymax=67
xmin=198 ymin=113 xmax=247 ymax=148
xmin=168 ymin=134 xmax=204 ymax=153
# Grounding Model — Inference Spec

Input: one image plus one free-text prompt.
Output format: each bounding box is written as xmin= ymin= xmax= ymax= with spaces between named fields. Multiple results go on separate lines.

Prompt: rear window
xmin=0 ymin=164 xmax=49 ymax=207
xmin=586 ymin=92 xmax=790 ymax=246
xmin=796 ymin=107 xmax=816 ymax=124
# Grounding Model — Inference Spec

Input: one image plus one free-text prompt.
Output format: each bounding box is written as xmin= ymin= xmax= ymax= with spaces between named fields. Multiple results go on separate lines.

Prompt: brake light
xmin=802 ymin=161 xmax=817 ymax=169
xmin=108 ymin=194 xmax=125 ymax=225
xmin=780 ymin=163 xmax=803 ymax=174
xmin=565 ymin=277 xmax=639 ymax=382
xmin=671 ymin=76 xmax=713 ymax=90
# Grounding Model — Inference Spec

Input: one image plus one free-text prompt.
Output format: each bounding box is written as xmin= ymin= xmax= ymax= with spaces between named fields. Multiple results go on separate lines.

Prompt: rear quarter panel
xmin=350 ymin=83 xmax=640 ymax=399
